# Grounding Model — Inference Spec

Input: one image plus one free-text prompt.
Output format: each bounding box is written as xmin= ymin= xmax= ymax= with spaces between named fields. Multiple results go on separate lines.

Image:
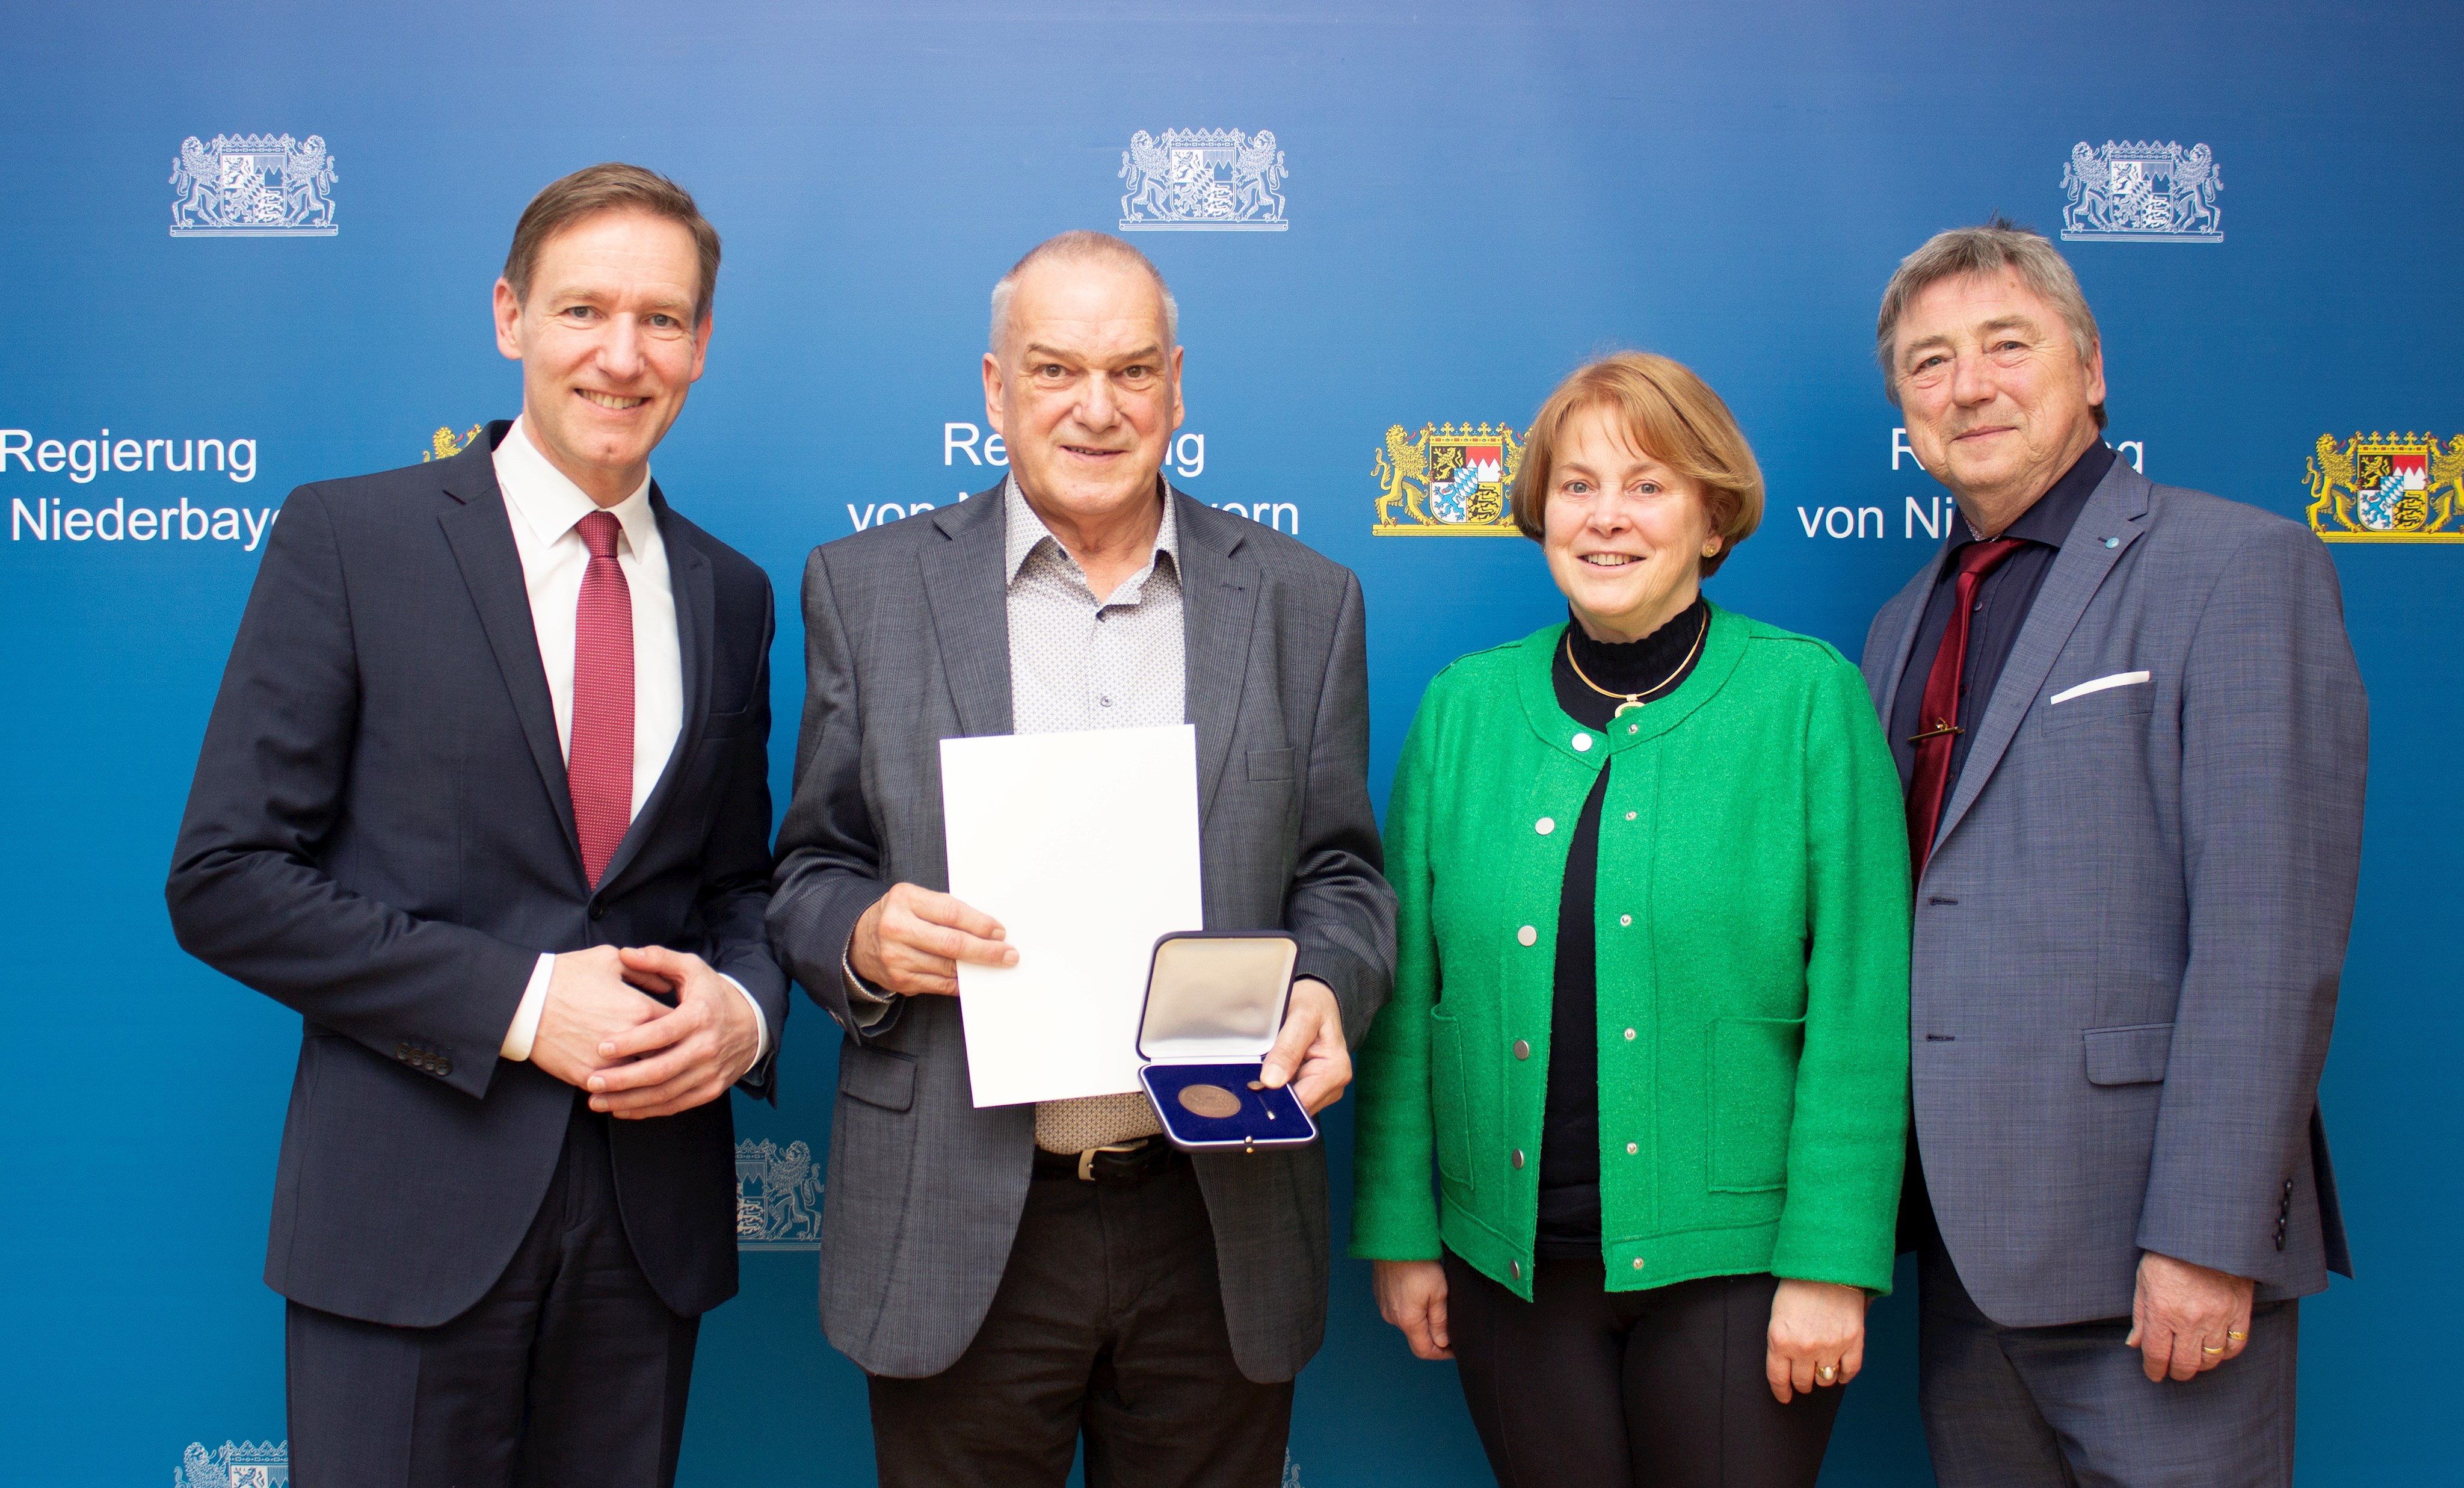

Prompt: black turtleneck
xmin=1536 ymin=595 xmax=1711 ymax=1259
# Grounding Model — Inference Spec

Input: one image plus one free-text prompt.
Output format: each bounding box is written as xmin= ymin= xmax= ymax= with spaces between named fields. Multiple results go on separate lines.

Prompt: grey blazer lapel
xmin=437 ymin=433 xmax=581 ymax=863
xmin=922 ymin=489 xmax=1013 ymax=738
xmin=1174 ymin=492 xmax=1259 ymax=822
xmin=1932 ymin=460 xmax=2154 ymax=856
xmin=597 ymin=489 xmax=711 ymax=892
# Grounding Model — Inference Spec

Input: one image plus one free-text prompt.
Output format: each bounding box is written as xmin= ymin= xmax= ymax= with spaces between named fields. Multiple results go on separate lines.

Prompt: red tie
xmin=1906 ymin=537 xmax=2024 ymax=878
xmin=570 ymin=511 xmax=634 ymax=888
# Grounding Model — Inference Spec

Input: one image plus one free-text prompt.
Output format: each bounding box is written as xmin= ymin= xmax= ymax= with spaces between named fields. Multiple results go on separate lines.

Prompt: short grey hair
xmin=1876 ymin=217 xmax=2105 ymax=429
xmin=988 ymin=230 xmax=1180 ymax=355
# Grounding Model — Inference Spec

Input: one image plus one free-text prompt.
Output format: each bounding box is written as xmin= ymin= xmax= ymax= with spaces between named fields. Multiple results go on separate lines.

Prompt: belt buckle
xmin=1077 ymin=1140 xmax=1144 ymax=1182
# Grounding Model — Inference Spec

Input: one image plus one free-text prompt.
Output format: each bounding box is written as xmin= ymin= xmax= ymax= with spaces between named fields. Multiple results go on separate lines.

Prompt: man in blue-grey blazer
xmin=1860 ymin=221 xmax=2364 ymax=1488
xmin=165 ymin=165 xmax=783 ymax=1487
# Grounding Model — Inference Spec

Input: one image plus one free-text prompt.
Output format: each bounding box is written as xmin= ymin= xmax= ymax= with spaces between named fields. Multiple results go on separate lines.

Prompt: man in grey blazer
xmin=768 ymin=230 xmax=1394 ymax=1487
xmin=1861 ymin=221 xmax=2364 ymax=1487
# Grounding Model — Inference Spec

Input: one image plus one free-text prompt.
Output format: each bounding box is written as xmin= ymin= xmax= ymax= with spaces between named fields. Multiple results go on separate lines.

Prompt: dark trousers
xmin=867 ymin=1151 xmax=1293 ymax=1488
xmin=285 ymin=1097 xmax=700 ymax=1488
xmin=1917 ymin=1224 xmax=2297 ymax=1488
xmin=1443 ymin=1250 xmax=1844 ymax=1488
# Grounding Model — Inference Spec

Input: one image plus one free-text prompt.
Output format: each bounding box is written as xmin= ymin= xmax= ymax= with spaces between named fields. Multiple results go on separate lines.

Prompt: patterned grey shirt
xmin=1003 ymin=476 xmax=1184 ymax=1152
xmin=846 ymin=477 xmax=1186 ymax=1153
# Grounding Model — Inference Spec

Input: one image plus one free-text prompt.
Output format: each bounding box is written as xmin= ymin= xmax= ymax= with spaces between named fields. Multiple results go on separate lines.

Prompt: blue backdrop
xmin=3 ymin=2 xmax=2456 ymax=1482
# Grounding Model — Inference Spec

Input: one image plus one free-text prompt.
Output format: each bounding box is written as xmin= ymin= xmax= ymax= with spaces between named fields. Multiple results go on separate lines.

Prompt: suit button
xmin=1517 ymin=925 xmax=1537 ymax=946
xmin=1511 ymin=1149 xmax=1526 ymax=1169
xmin=1511 ymin=1260 xmax=1522 ymax=1280
xmin=1512 ymin=1039 xmax=1530 ymax=1061
xmin=1535 ymin=817 xmax=1555 ymax=835
xmin=1626 ymin=1141 xmax=1639 ymax=1155
xmin=590 ymin=901 xmax=608 ymax=921
xmin=394 ymin=1043 xmax=410 ymax=1061
xmin=1631 ymin=1257 xmax=1645 ymax=1271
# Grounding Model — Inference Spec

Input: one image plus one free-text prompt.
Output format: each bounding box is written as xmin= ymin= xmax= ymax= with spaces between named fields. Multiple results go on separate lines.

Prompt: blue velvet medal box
xmin=1136 ymin=932 xmax=1316 ymax=1152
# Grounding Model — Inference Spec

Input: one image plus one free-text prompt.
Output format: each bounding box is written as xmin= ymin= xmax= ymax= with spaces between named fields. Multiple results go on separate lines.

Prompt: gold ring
xmin=1816 ymin=1363 xmax=1837 ymax=1382
xmin=2201 ymin=1343 xmax=2226 ymax=1355
xmin=2227 ymin=1329 xmax=2247 ymax=1342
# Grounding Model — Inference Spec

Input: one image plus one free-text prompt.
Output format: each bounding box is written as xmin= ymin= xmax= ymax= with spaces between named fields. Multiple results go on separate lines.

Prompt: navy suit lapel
xmin=437 ymin=427 xmax=581 ymax=864
xmin=1931 ymin=462 xmax=2154 ymax=857
xmin=1174 ymin=493 xmax=1259 ymax=823
xmin=596 ymin=488 xmax=710 ymax=894
xmin=923 ymin=488 xmax=1014 ymax=738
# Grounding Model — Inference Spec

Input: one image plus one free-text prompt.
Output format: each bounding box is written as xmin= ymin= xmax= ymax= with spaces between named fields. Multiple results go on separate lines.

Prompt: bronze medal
xmin=1177 ymin=1083 xmax=1243 ymax=1119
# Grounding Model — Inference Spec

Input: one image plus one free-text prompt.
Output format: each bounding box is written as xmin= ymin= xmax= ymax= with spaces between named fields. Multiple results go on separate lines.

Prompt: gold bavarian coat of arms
xmin=1373 ymin=422 xmax=1526 ymax=535
xmin=2305 ymin=431 xmax=2464 ymax=542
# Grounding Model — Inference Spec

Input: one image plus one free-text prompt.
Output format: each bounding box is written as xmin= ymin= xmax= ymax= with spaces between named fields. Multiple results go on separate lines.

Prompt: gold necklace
xmin=1565 ymin=607 xmax=1708 ymax=717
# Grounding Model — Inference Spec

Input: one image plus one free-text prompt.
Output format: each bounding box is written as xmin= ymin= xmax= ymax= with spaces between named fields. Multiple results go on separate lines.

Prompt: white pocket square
xmin=2049 ymin=670 xmax=2151 ymax=706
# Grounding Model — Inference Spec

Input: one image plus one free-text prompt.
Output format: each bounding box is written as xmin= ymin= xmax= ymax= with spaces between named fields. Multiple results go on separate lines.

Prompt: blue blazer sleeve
xmin=164 ymin=484 xmax=540 ymax=1099
xmin=2135 ymin=522 xmax=2366 ymax=1282
xmin=699 ymin=561 xmax=788 ymax=1098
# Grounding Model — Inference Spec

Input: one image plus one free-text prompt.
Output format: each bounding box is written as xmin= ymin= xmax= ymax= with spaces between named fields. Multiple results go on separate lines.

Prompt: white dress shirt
xmin=490 ymin=418 xmax=766 ymax=1064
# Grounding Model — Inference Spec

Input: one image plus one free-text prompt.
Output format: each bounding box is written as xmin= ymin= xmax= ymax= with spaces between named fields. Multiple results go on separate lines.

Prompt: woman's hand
xmin=1373 ymin=1259 xmax=1453 ymax=1360
xmin=1766 ymin=1278 xmax=1867 ymax=1403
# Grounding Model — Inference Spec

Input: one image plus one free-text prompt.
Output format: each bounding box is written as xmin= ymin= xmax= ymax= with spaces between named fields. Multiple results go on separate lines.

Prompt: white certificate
xmin=938 ymin=723 xmax=1204 ymax=1107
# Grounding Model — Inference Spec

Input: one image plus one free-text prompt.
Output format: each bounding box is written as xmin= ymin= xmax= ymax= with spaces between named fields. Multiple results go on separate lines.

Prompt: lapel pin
xmin=2104 ymin=537 xmax=2119 ymax=548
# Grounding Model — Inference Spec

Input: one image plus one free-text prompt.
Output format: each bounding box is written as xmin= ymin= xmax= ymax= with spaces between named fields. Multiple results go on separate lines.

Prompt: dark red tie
xmin=1906 ymin=537 xmax=2024 ymax=878
xmin=570 ymin=511 xmax=634 ymax=887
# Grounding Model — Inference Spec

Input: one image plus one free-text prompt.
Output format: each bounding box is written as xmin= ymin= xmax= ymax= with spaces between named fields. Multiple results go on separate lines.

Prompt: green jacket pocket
xmin=1708 ymin=1016 xmax=1805 ymax=1193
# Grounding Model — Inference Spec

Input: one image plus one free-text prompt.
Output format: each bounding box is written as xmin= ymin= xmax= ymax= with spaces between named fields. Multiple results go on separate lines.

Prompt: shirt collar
xmin=1948 ymin=440 xmax=2116 ymax=561
xmin=495 ymin=416 xmax=658 ymax=557
xmin=1001 ymin=473 xmax=1180 ymax=587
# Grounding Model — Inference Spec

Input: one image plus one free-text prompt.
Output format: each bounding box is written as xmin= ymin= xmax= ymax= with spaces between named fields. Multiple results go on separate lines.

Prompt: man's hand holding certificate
xmin=849 ymin=882 xmax=1018 ymax=998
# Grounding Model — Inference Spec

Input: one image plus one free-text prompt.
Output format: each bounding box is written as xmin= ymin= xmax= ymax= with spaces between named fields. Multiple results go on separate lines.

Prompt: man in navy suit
xmin=167 ymin=164 xmax=784 ymax=1487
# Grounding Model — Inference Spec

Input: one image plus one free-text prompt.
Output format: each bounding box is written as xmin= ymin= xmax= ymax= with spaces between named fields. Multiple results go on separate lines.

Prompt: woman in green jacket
xmin=1351 ymin=352 xmax=1911 ymax=1487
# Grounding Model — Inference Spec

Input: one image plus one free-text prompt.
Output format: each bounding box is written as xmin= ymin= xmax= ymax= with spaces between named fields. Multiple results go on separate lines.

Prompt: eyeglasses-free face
xmin=1541 ymin=401 xmax=1716 ymax=645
